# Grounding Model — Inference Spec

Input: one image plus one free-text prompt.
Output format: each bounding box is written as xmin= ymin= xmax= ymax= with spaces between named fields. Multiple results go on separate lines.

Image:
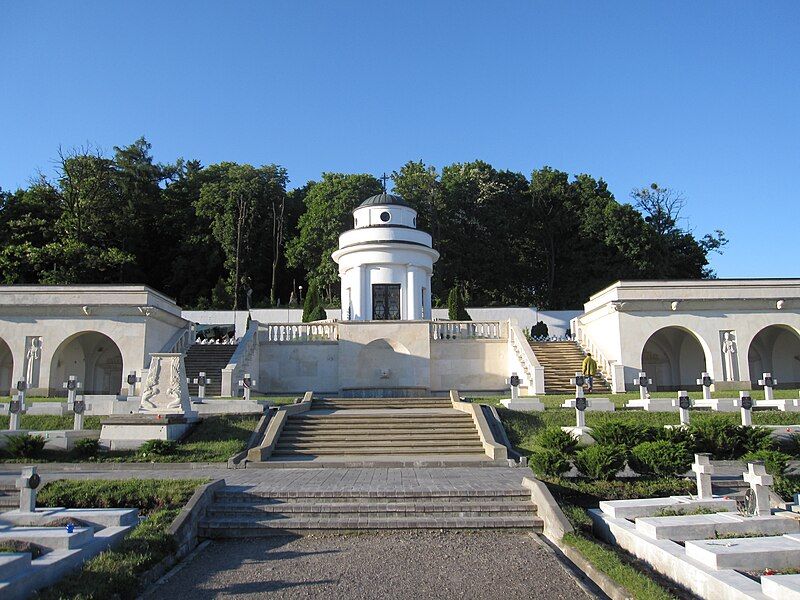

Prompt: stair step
xmin=208 ymin=500 xmax=534 ymax=515
xmin=276 ymin=440 xmax=483 ymax=450
xmin=272 ymin=446 xmax=486 ymax=456
xmin=214 ymin=489 xmax=532 ymax=500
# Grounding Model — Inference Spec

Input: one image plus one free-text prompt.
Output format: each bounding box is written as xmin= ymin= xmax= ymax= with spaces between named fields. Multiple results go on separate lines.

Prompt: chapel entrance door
xmin=372 ymin=284 xmax=401 ymax=320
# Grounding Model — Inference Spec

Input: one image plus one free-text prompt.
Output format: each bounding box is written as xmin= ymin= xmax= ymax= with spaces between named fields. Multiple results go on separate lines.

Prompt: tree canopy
xmin=0 ymin=139 xmax=727 ymax=310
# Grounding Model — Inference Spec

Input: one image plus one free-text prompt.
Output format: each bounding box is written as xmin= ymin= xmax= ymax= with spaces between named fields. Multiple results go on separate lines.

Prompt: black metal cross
xmin=380 ymin=172 xmax=390 ymax=192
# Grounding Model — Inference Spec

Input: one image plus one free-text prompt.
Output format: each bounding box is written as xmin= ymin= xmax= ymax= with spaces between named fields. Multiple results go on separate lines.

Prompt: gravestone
xmin=569 ymin=372 xmax=585 ymax=397
xmin=63 ymin=375 xmax=84 ymax=430
xmin=126 ymin=371 xmax=141 ymax=398
xmin=634 ymin=371 xmax=652 ymax=401
xmin=15 ymin=467 xmax=40 ymax=513
xmin=193 ymin=371 xmax=211 ymax=403
xmin=743 ymin=461 xmax=774 ymax=516
xmin=739 ymin=391 xmax=753 ymax=426
xmin=507 ymin=372 xmax=521 ymax=401
xmin=673 ymin=390 xmax=692 ymax=425
xmin=239 ymin=373 xmax=256 ymax=401
xmin=9 ymin=379 xmax=27 ymax=431
xmin=759 ymin=372 xmax=776 ymax=402
xmin=691 ymin=453 xmax=714 ymax=499
xmin=696 ymin=372 xmax=713 ymax=401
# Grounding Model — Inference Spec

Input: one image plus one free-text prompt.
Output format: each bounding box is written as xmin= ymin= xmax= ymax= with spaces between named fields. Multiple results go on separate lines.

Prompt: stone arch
xmin=0 ymin=337 xmax=12 ymax=396
xmin=49 ymin=331 xmax=123 ymax=395
xmin=641 ymin=326 xmax=710 ymax=391
xmin=354 ymin=338 xmax=413 ymax=387
xmin=747 ymin=325 xmax=800 ymax=387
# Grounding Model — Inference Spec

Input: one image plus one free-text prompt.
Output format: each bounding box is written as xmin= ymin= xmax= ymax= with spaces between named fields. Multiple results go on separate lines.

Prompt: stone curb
xmin=168 ymin=478 xmax=226 ymax=559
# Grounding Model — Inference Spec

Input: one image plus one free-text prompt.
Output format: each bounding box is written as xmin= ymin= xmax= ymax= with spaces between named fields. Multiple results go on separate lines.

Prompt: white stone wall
xmin=430 ymin=340 xmax=508 ymax=393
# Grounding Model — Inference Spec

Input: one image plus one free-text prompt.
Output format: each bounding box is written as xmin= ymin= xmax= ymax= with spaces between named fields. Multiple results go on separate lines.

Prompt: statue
xmin=138 ymin=354 xmax=193 ymax=415
xmin=25 ymin=338 xmax=41 ymax=387
xmin=722 ymin=331 xmax=737 ymax=382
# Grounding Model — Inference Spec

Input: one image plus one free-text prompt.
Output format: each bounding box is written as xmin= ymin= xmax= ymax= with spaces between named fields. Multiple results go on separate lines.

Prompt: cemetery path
xmin=144 ymin=531 xmax=591 ymax=600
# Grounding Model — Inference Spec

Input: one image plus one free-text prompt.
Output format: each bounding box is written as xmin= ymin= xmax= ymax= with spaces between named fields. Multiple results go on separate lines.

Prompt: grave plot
xmin=0 ymin=467 xmax=136 ymax=599
xmin=591 ymin=455 xmax=800 ymax=600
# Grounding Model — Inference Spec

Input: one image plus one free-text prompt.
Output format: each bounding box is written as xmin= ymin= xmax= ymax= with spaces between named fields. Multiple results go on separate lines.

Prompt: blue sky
xmin=2 ymin=1 xmax=798 ymax=278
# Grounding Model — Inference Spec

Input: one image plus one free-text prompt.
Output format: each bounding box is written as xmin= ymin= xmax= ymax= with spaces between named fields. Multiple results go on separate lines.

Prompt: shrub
xmin=530 ymin=449 xmax=572 ymax=477
xmin=689 ymin=419 xmax=773 ymax=459
xmin=447 ymin=285 xmax=470 ymax=321
xmin=302 ymin=280 xmax=326 ymax=323
xmin=778 ymin=433 xmax=800 ymax=457
xmin=629 ymin=441 xmax=692 ymax=478
xmin=741 ymin=450 xmax=791 ymax=476
xmin=657 ymin=425 xmax=694 ymax=449
xmin=590 ymin=422 xmax=657 ymax=453
xmin=73 ymin=437 xmax=100 ymax=459
xmin=574 ymin=445 xmax=627 ymax=481
xmin=533 ymin=427 xmax=578 ymax=455
xmin=6 ymin=433 xmax=46 ymax=458
xmin=775 ymin=475 xmax=800 ymax=501
xmin=138 ymin=439 xmax=177 ymax=458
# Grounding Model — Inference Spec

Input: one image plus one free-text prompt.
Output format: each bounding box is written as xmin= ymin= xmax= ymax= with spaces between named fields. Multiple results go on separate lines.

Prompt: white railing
xmin=221 ymin=320 xmax=259 ymax=396
xmin=261 ymin=322 xmax=338 ymax=342
xmin=160 ymin=324 xmax=194 ymax=354
xmin=570 ymin=316 xmax=625 ymax=393
xmin=509 ymin=322 xmax=545 ymax=394
xmin=430 ymin=321 xmax=503 ymax=340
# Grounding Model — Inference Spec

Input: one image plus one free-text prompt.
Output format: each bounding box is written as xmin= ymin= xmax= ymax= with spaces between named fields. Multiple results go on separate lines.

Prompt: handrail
xmin=509 ymin=322 xmax=545 ymax=394
xmin=159 ymin=323 xmax=194 ymax=354
xmin=261 ymin=322 xmax=338 ymax=342
xmin=430 ymin=321 xmax=503 ymax=340
xmin=221 ymin=320 xmax=259 ymax=396
xmin=570 ymin=316 xmax=624 ymax=393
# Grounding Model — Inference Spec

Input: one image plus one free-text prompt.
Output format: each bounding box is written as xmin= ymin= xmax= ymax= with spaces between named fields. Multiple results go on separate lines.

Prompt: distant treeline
xmin=0 ymin=138 xmax=726 ymax=310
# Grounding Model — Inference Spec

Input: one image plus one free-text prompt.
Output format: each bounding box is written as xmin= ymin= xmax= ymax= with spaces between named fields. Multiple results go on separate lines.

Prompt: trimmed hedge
xmin=574 ymin=445 xmax=627 ymax=481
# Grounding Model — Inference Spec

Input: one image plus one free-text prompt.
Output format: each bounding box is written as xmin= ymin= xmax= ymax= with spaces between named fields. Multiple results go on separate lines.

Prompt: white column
xmin=407 ymin=267 xmax=420 ymax=320
xmin=358 ymin=265 xmax=367 ymax=321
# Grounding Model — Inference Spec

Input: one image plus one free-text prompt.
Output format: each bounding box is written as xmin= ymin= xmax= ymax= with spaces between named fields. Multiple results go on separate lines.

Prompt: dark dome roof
xmin=358 ymin=192 xmax=410 ymax=208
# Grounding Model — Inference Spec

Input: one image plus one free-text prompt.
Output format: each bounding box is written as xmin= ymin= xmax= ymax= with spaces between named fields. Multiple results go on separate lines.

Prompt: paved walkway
xmin=146 ymin=531 xmax=590 ymax=600
xmin=0 ymin=464 xmax=533 ymax=492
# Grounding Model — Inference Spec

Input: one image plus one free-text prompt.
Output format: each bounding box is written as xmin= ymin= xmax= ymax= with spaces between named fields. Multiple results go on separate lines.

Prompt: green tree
xmin=447 ymin=285 xmax=470 ymax=320
xmin=285 ymin=173 xmax=382 ymax=299
xmin=302 ymin=280 xmax=326 ymax=322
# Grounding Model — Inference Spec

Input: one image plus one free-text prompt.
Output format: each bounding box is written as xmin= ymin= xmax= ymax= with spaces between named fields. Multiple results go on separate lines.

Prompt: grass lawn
xmin=0 ymin=414 xmax=258 ymax=463
xmin=472 ymin=387 xmax=800 ymax=409
xmin=35 ymin=478 xmax=206 ymax=600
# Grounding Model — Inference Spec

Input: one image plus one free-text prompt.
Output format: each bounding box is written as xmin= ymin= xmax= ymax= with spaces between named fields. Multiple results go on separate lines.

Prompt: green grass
xmin=0 ymin=414 xmax=103 ymax=430
xmin=472 ymin=387 xmax=800 ymax=409
xmin=0 ymin=414 xmax=259 ymax=463
xmin=563 ymin=532 xmax=677 ymax=600
xmin=35 ymin=478 xmax=204 ymax=600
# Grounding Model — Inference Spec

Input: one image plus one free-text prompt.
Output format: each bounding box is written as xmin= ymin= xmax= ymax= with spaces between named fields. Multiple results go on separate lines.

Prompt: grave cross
xmin=507 ymin=372 xmax=521 ymax=401
xmin=739 ymin=391 xmax=754 ymax=427
xmin=15 ymin=466 xmax=40 ymax=513
xmin=9 ymin=379 xmax=27 ymax=431
xmin=63 ymin=376 xmax=85 ymax=431
xmin=696 ymin=372 xmax=713 ymax=401
xmin=126 ymin=371 xmax=141 ymax=398
xmin=193 ymin=371 xmax=211 ymax=402
xmin=569 ymin=372 xmax=586 ymax=397
xmin=574 ymin=388 xmax=588 ymax=428
xmin=634 ymin=372 xmax=652 ymax=401
xmin=238 ymin=373 xmax=256 ymax=401
xmin=743 ymin=461 xmax=774 ymax=516
xmin=758 ymin=372 xmax=776 ymax=403
xmin=673 ymin=390 xmax=692 ymax=425
xmin=692 ymin=453 xmax=714 ymax=499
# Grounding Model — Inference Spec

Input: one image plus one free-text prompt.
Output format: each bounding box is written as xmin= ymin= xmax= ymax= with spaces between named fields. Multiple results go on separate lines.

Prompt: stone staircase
xmin=0 ymin=483 xmax=17 ymax=512
xmin=527 ymin=340 xmax=611 ymax=394
xmin=183 ymin=343 xmax=237 ymax=397
xmin=198 ymin=487 xmax=542 ymax=536
xmin=270 ymin=397 xmax=488 ymax=463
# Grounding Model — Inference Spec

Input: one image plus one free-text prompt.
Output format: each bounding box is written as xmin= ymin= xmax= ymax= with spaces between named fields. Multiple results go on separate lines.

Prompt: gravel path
xmin=147 ymin=531 xmax=590 ymax=600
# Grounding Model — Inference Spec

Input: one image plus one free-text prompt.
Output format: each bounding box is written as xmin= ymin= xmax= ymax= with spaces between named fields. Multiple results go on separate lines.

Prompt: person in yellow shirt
xmin=581 ymin=353 xmax=598 ymax=393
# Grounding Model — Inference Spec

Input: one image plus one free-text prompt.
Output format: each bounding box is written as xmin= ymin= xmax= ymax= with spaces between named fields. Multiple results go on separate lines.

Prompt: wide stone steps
xmin=272 ymin=445 xmax=485 ymax=456
xmin=184 ymin=343 xmax=238 ymax=396
xmin=528 ymin=340 xmax=612 ymax=393
xmin=280 ymin=432 xmax=477 ymax=442
xmin=200 ymin=488 xmax=542 ymax=535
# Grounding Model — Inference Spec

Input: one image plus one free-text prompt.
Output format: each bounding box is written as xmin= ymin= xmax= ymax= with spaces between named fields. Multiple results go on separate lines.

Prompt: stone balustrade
xmin=430 ymin=321 xmax=503 ymax=340
xmin=261 ymin=322 xmax=339 ymax=342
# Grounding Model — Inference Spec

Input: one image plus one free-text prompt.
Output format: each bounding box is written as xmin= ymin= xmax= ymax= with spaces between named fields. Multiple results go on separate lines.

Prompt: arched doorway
xmin=0 ymin=337 xmax=12 ymax=396
xmin=748 ymin=325 xmax=800 ymax=387
xmin=641 ymin=327 xmax=708 ymax=391
xmin=49 ymin=332 xmax=123 ymax=395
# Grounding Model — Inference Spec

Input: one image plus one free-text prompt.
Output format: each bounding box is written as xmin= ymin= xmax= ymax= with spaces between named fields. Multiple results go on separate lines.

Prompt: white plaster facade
xmin=572 ymin=280 xmax=800 ymax=391
xmin=332 ymin=194 xmax=439 ymax=321
xmin=0 ymin=286 xmax=191 ymax=396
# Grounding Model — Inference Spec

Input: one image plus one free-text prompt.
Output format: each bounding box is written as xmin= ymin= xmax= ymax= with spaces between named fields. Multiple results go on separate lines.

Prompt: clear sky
xmin=2 ymin=1 xmax=798 ymax=278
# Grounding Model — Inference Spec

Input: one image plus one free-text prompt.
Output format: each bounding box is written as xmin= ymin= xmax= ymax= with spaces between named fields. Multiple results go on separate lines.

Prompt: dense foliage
xmin=0 ymin=140 xmax=727 ymax=309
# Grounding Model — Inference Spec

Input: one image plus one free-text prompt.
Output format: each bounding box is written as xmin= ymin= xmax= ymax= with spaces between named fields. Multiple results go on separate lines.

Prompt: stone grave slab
xmin=561 ymin=398 xmax=615 ymax=412
xmin=2 ymin=507 xmax=138 ymax=529
xmin=759 ymin=398 xmax=800 ymax=412
xmin=599 ymin=496 xmax=737 ymax=520
xmin=624 ymin=398 xmax=677 ymax=412
xmin=685 ymin=533 xmax=800 ymax=570
xmin=635 ymin=512 xmax=800 ymax=541
xmin=26 ymin=402 xmax=68 ymax=416
xmin=693 ymin=398 xmax=741 ymax=413
xmin=0 ymin=553 xmax=30 ymax=580
xmin=0 ymin=526 xmax=94 ymax=550
xmin=762 ymin=574 xmax=800 ymax=600
xmin=500 ymin=398 xmax=545 ymax=412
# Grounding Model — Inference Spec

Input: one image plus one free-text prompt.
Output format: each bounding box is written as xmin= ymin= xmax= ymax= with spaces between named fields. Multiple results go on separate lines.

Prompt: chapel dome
xmin=357 ymin=192 xmax=410 ymax=209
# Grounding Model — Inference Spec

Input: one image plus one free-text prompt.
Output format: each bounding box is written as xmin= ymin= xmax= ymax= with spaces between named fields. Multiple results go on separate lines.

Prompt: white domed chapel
xmin=332 ymin=193 xmax=439 ymax=321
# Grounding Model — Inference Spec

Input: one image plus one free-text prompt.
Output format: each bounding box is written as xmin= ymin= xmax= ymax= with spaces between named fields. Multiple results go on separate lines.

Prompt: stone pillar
xmin=359 ymin=265 xmax=367 ymax=321
xmin=692 ymin=453 xmax=714 ymax=499
xmin=407 ymin=267 xmax=420 ymax=320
